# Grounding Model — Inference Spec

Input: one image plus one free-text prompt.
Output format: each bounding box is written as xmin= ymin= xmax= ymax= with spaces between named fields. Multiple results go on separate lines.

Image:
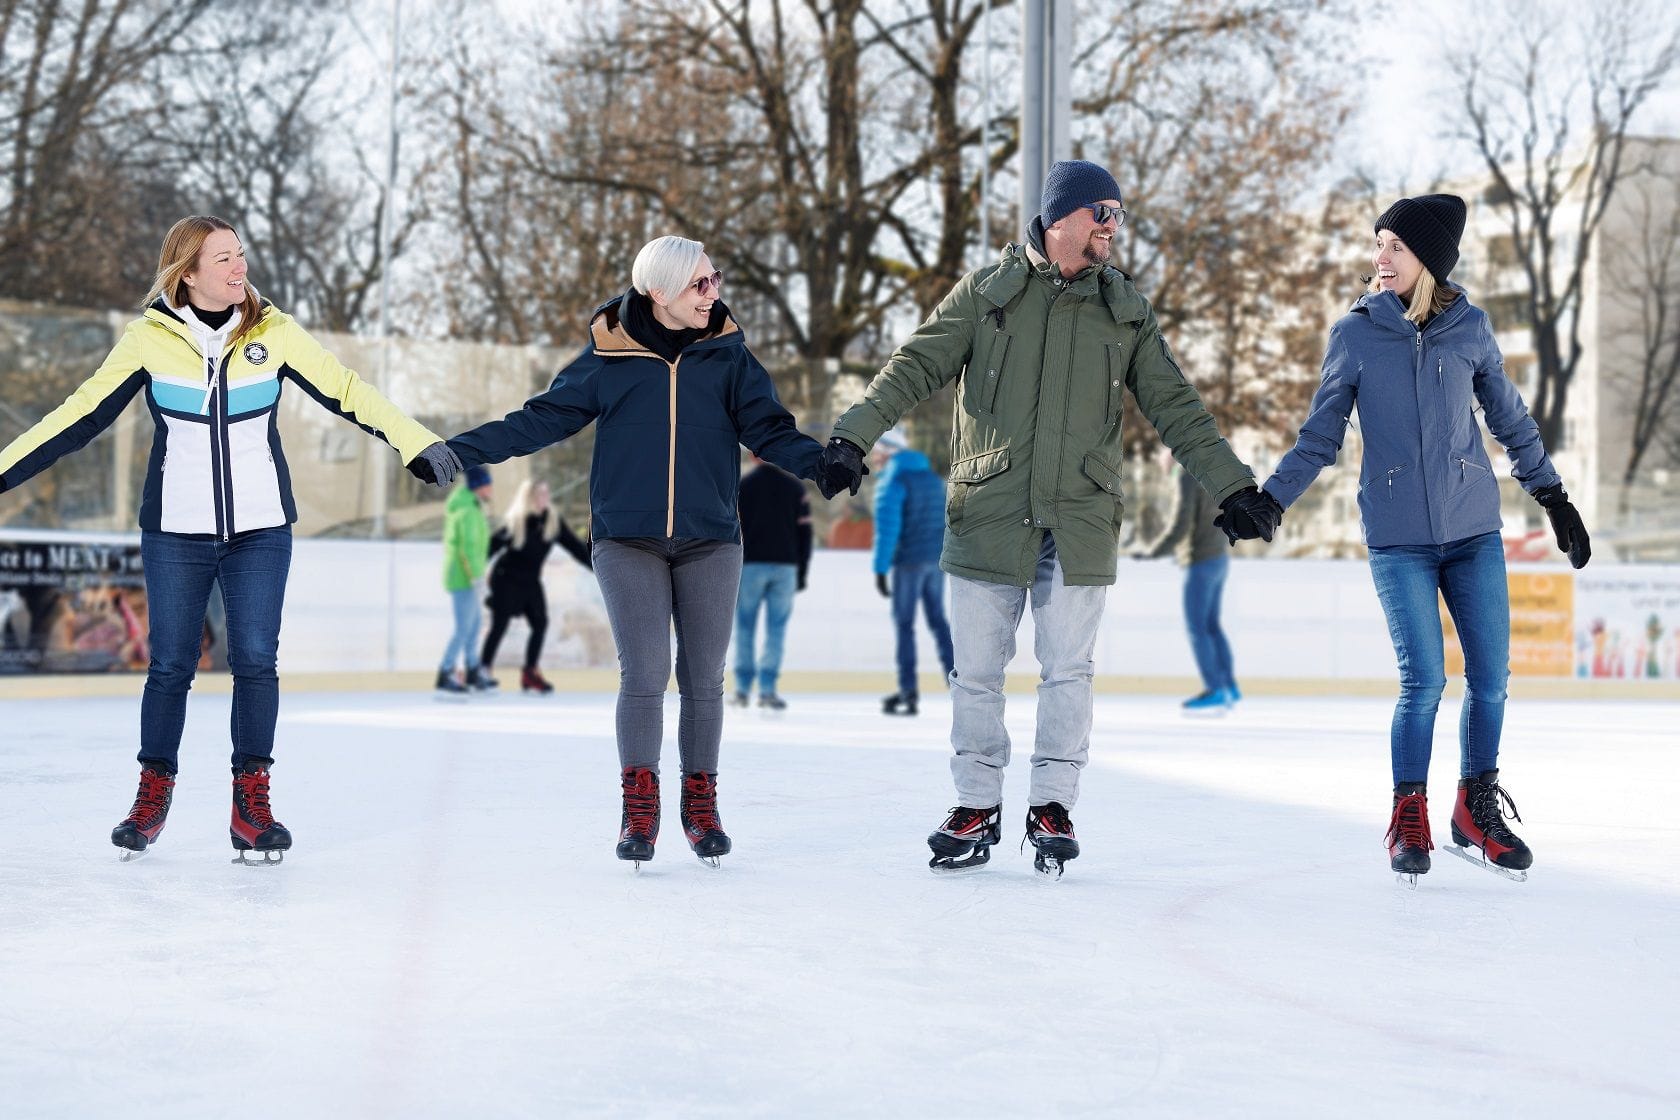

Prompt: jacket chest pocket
xmin=1104 ymin=343 xmax=1126 ymax=429
xmin=970 ymin=330 xmax=1011 ymax=416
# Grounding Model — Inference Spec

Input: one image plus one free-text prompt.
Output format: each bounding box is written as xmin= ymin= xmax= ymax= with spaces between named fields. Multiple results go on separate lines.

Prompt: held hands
xmin=1214 ymin=485 xmax=1284 ymax=544
xmin=408 ymin=441 xmax=463 ymax=488
xmin=814 ymin=437 xmax=869 ymax=499
xmin=1535 ymin=484 xmax=1592 ymax=569
xmin=876 ymin=573 xmax=890 ymax=598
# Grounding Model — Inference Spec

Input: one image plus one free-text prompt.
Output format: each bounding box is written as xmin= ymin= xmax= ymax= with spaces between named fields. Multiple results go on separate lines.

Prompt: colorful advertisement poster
xmin=1574 ymin=570 xmax=1680 ymax=680
xmin=0 ymin=534 xmax=148 ymax=673
xmin=1443 ymin=570 xmax=1574 ymax=678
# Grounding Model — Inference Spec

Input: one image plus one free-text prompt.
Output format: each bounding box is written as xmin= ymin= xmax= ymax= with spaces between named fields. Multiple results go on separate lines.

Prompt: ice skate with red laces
xmin=1445 ymin=769 xmax=1532 ymax=881
xmin=111 ymin=764 xmax=176 ymax=861
xmin=679 ymin=772 xmax=731 ymax=867
xmin=927 ymin=804 xmax=1001 ymax=873
xmin=1385 ymin=782 xmax=1432 ymax=888
xmin=616 ymin=766 xmax=659 ymax=869
xmin=1023 ymin=802 xmax=1079 ymax=880
xmin=230 ymin=761 xmax=291 ymax=865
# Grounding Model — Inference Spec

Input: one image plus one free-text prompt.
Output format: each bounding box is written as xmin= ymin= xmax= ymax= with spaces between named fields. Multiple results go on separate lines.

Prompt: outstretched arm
xmin=0 ymin=325 xmax=149 ymax=493
xmin=448 ymin=344 xmax=603 ymax=468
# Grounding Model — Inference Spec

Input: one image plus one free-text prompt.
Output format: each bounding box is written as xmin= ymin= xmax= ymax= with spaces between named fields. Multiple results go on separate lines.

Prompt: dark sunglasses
xmin=689 ymin=270 xmax=724 ymax=297
xmin=1086 ymin=203 xmax=1127 ymax=227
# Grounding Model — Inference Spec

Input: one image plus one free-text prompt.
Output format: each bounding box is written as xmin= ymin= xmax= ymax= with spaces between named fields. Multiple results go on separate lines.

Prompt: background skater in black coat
xmin=481 ymin=479 xmax=592 ymax=694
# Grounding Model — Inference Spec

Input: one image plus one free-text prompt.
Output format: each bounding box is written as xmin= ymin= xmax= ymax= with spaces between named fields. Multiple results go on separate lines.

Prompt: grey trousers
xmin=947 ymin=534 xmax=1108 ymax=809
xmin=592 ymin=537 xmax=744 ymax=773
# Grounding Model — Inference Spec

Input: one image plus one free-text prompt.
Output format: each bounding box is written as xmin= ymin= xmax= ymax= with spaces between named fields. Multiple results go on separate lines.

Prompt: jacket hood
xmin=589 ymin=292 xmax=741 ymax=357
xmin=1353 ymin=283 xmax=1473 ymax=336
xmin=975 ymin=240 xmax=1147 ymax=328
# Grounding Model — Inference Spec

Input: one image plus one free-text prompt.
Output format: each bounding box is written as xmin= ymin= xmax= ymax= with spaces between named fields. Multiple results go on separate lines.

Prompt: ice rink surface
xmin=1 ymin=686 xmax=1677 ymax=1119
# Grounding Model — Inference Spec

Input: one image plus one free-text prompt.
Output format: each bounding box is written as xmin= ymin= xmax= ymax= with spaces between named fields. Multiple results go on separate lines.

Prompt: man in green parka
xmin=814 ymin=159 xmax=1282 ymax=876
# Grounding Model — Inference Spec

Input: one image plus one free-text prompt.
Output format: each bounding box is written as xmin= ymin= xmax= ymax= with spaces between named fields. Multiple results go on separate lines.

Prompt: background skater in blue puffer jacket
xmin=871 ymin=427 xmax=954 ymax=716
xmin=1233 ymin=194 xmax=1591 ymax=885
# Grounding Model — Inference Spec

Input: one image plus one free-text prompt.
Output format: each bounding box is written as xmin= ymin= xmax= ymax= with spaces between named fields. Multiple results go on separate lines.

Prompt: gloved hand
xmin=814 ymin=437 xmax=869 ymax=499
xmin=797 ymin=572 xmax=807 ymax=593
xmin=408 ymin=441 xmax=463 ymax=488
xmin=875 ymin=573 xmax=890 ymax=598
xmin=1214 ymin=485 xmax=1283 ymax=544
xmin=1535 ymin=484 xmax=1591 ymax=569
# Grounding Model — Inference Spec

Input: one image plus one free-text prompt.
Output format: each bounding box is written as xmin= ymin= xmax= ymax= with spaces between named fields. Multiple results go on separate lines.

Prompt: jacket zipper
xmin=208 ymin=349 xmax=233 ymax=541
xmin=666 ymin=355 xmax=681 ymax=538
xmin=1387 ymin=465 xmax=1405 ymax=498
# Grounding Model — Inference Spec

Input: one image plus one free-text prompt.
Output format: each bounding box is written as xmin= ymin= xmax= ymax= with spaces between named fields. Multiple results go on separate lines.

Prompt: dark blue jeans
xmin=1368 ymin=530 xmax=1509 ymax=785
xmin=892 ymin=562 xmax=955 ymax=695
xmin=139 ymin=526 xmax=291 ymax=772
xmin=1183 ymin=553 xmax=1234 ymax=693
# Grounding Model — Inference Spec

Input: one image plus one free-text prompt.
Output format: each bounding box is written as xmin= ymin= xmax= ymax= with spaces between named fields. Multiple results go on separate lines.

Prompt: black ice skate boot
xmin=231 ymin=761 xmax=292 ymax=865
xmin=1447 ymin=769 xmax=1532 ymax=880
xmin=111 ymin=764 xmax=176 ymax=860
xmin=1024 ymin=802 xmax=1080 ymax=879
xmin=520 ymin=667 xmax=554 ymax=695
xmin=616 ymin=766 xmax=660 ymax=867
xmin=882 ymin=691 xmax=918 ymax=716
xmin=435 ymin=668 xmax=468 ymax=699
xmin=927 ymin=804 xmax=1001 ymax=873
xmin=680 ymin=772 xmax=732 ymax=867
xmin=466 ymin=666 xmax=499 ymax=692
xmin=1385 ymin=782 xmax=1432 ymax=886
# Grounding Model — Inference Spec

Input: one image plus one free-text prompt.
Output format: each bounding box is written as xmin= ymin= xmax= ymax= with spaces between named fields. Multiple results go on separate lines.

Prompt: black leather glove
xmin=876 ymin=572 xmax=890 ymax=598
xmin=1214 ymin=485 xmax=1283 ymax=544
xmin=408 ymin=441 xmax=464 ymax=488
xmin=1534 ymin=484 xmax=1591 ymax=569
xmin=814 ymin=437 xmax=869 ymax=500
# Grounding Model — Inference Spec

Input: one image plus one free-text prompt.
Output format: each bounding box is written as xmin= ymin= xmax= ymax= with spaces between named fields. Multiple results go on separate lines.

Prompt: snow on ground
xmin=1 ymin=688 xmax=1677 ymax=1118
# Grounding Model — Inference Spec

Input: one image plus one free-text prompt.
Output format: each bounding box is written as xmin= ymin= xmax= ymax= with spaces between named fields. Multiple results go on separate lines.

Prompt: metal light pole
xmin=1020 ymin=0 xmax=1072 ymax=230
xmin=378 ymin=0 xmax=402 ymax=669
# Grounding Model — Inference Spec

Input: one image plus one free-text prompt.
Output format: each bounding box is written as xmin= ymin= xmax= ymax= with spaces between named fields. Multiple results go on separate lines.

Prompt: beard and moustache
xmin=1082 ymin=230 xmax=1113 ymax=268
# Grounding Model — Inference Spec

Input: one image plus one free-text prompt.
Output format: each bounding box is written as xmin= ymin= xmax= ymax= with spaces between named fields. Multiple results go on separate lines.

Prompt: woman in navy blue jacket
xmin=1246 ymin=195 xmax=1590 ymax=883
xmin=447 ymin=235 xmax=824 ymax=868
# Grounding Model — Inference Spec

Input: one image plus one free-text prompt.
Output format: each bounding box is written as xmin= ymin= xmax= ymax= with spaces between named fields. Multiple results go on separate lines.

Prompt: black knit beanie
xmin=1373 ymin=194 xmax=1467 ymax=284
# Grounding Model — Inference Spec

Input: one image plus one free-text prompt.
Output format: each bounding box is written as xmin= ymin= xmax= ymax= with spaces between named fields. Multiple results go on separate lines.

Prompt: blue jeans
xmin=1183 ymin=553 xmax=1234 ymax=693
xmin=1368 ymin=531 xmax=1510 ymax=785
xmin=440 ymin=586 xmax=483 ymax=673
xmin=139 ymin=526 xmax=291 ymax=772
xmin=734 ymin=562 xmax=798 ymax=694
xmin=892 ymin=562 xmax=955 ymax=695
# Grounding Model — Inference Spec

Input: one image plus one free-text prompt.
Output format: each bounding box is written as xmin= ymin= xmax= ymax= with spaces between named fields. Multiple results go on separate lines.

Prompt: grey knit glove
xmin=407 ymin=441 xmax=463 ymax=488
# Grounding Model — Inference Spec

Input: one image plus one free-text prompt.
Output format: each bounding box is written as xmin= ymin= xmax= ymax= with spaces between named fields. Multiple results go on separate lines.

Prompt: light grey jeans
xmin=948 ymin=534 xmax=1108 ymax=809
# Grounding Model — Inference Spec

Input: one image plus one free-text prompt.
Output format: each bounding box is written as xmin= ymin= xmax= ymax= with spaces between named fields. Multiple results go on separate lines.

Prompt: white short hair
xmin=631 ymin=236 xmax=705 ymax=300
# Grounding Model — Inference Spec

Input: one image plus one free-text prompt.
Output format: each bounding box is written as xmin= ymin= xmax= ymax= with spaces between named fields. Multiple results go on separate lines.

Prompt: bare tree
xmin=1599 ymin=152 xmax=1680 ymax=507
xmin=1452 ymin=0 xmax=1680 ymax=451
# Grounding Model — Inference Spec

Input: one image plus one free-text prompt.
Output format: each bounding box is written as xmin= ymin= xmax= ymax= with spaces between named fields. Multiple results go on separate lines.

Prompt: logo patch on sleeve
xmin=242 ymin=342 xmax=269 ymax=365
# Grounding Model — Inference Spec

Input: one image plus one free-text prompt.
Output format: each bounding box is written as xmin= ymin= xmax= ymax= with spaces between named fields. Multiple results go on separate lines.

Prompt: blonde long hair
xmin=502 ymin=479 xmax=550 ymax=550
xmin=1367 ymin=267 xmax=1458 ymax=326
xmin=144 ymin=216 xmax=264 ymax=338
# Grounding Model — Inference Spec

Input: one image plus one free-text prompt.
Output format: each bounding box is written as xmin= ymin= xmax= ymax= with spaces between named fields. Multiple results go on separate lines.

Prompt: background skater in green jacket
xmin=815 ymin=160 xmax=1281 ymax=877
xmin=437 ymin=466 xmax=497 ymax=696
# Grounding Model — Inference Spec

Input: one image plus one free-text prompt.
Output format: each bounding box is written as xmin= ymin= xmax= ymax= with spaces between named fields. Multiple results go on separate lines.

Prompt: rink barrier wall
xmin=2 ymin=531 xmax=1678 ymax=700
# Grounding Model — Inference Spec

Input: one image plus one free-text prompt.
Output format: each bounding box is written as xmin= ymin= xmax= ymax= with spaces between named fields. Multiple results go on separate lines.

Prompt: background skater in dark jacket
xmin=733 ymin=455 xmax=812 ymax=710
xmin=446 ymin=235 xmax=825 ymax=869
xmin=482 ymin=478 xmax=592 ymax=695
xmin=1142 ymin=462 xmax=1241 ymax=714
xmin=871 ymin=427 xmax=953 ymax=717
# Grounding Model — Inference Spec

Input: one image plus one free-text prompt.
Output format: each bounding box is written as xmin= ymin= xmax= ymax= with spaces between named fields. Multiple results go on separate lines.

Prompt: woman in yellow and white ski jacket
xmin=0 ymin=215 xmax=458 ymax=863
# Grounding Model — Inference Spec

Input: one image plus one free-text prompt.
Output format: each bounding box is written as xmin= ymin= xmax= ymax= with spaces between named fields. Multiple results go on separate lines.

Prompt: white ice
xmin=1 ymin=688 xmax=1677 ymax=1118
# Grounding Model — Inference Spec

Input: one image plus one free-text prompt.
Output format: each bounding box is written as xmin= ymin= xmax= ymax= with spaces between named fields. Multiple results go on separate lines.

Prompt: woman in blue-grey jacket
xmin=446 ymin=235 xmax=824 ymax=870
xmin=1247 ymin=194 xmax=1591 ymax=883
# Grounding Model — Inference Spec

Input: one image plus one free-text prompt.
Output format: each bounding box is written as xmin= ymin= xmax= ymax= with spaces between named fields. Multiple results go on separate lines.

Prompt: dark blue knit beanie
xmin=1039 ymin=160 xmax=1123 ymax=227
xmin=465 ymin=465 xmax=492 ymax=491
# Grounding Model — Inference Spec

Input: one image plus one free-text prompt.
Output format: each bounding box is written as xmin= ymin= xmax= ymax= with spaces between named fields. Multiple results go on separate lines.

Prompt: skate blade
xmin=1394 ymin=871 xmax=1420 ymax=889
xmin=1442 ymin=843 xmax=1528 ymax=881
xmin=929 ymin=848 xmax=993 ymax=875
xmin=116 ymin=848 xmax=147 ymax=863
xmin=1033 ymin=856 xmax=1066 ymax=880
xmin=699 ymin=855 xmax=722 ymax=869
xmin=232 ymin=849 xmax=284 ymax=866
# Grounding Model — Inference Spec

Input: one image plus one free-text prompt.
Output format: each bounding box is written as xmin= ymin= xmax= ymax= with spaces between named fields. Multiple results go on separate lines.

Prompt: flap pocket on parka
xmin=950 ymin=446 xmax=1010 ymax=484
xmin=1080 ymin=453 xmax=1123 ymax=497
